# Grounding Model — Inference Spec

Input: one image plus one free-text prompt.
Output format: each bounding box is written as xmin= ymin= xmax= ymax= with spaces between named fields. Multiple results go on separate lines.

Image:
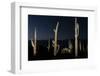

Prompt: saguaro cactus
xmin=75 ymin=18 xmax=79 ymax=57
xmin=31 ymin=28 xmax=37 ymax=56
xmin=52 ymin=22 xmax=60 ymax=56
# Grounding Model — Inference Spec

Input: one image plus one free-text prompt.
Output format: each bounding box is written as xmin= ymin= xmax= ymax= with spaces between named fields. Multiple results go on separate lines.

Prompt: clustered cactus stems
xmin=61 ymin=48 xmax=70 ymax=54
xmin=75 ymin=18 xmax=79 ymax=57
xmin=52 ymin=22 xmax=60 ymax=56
xmin=31 ymin=28 xmax=37 ymax=56
xmin=61 ymin=40 xmax=73 ymax=54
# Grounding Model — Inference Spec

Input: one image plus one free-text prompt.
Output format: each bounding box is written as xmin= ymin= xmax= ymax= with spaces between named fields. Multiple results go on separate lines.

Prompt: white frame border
xmin=11 ymin=2 xmax=97 ymax=74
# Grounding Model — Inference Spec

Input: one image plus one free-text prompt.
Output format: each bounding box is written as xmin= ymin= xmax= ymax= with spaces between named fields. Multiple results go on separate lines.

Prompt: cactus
xmin=61 ymin=48 xmax=70 ymax=54
xmin=75 ymin=18 xmax=79 ymax=57
xmin=61 ymin=40 xmax=73 ymax=54
xmin=52 ymin=22 xmax=60 ymax=56
xmin=31 ymin=28 xmax=37 ymax=56
xmin=68 ymin=40 xmax=73 ymax=50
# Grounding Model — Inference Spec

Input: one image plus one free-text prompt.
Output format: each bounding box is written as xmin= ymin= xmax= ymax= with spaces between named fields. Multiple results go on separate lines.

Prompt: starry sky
xmin=28 ymin=15 xmax=88 ymax=40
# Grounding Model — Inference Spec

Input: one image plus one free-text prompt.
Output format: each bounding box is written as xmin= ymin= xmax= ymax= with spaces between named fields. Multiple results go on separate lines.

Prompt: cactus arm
xmin=31 ymin=28 xmax=37 ymax=56
xmin=31 ymin=40 xmax=35 ymax=47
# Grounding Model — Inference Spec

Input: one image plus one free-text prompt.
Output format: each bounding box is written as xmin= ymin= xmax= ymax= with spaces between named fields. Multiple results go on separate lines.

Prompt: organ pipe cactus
xmin=52 ymin=22 xmax=60 ymax=56
xmin=31 ymin=28 xmax=37 ymax=56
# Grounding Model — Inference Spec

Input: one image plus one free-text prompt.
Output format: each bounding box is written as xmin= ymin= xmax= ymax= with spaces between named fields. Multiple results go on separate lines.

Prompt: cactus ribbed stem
xmin=75 ymin=18 xmax=79 ymax=57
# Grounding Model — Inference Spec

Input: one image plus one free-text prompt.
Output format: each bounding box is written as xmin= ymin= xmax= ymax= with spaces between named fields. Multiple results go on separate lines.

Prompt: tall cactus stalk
xmin=31 ymin=28 xmax=37 ymax=56
xmin=75 ymin=18 xmax=79 ymax=57
xmin=52 ymin=22 xmax=60 ymax=56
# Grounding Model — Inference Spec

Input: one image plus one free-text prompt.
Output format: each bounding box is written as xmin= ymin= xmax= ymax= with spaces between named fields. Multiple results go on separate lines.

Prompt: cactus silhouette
xmin=31 ymin=28 xmax=37 ymax=56
xmin=52 ymin=22 xmax=60 ymax=56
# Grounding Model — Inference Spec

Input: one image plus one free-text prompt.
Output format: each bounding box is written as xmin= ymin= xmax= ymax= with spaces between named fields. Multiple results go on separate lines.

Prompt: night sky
xmin=28 ymin=15 xmax=88 ymax=40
